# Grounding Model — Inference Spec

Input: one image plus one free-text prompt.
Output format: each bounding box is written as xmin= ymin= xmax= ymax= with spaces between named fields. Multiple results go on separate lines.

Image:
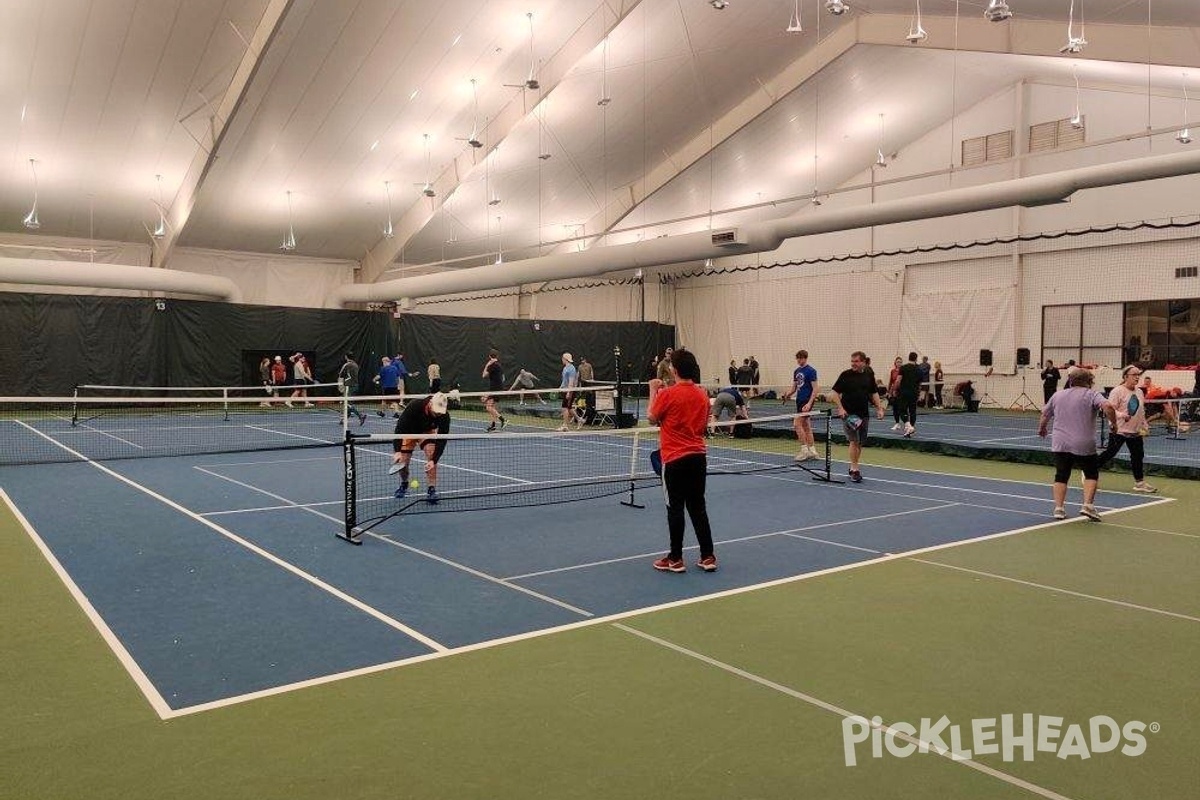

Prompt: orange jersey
xmin=650 ymin=382 xmax=709 ymax=464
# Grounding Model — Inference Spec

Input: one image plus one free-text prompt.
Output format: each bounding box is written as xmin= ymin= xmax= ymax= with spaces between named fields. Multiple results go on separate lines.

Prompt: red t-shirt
xmin=650 ymin=381 xmax=709 ymax=464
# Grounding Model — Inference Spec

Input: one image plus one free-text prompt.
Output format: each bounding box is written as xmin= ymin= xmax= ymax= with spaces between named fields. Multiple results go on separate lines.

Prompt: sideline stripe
xmin=613 ymin=623 xmax=1077 ymax=800
xmin=0 ymin=489 xmax=173 ymax=719
xmin=909 ymin=558 xmax=1200 ymax=623
xmin=14 ymin=423 xmax=448 ymax=665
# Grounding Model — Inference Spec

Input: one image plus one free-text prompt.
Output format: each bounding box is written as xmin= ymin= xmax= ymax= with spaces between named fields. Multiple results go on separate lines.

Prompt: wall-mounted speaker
xmin=1016 ymin=347 xmax=1031 ymax=366
xmin=979 ymin=349 xmax=993 ymax=367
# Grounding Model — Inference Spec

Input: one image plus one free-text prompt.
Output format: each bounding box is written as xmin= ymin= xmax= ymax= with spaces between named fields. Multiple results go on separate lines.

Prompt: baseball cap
xmin=563 ymin=352 xmax=573 ymax=363
xmin=429 ymin=392 xmax=449 ymax=416
xmin=274 ymin=356 xmax=282 ymax=362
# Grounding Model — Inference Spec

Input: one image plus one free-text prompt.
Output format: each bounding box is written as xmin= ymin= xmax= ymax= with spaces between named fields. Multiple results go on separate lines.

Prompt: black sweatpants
xmin=899 ymin=393 xmax=918 ymax=429
xmin=1098 ymin=433 xmax=1146 ymax=481
xmin=662 ymin=452 xmax=714 ymax=560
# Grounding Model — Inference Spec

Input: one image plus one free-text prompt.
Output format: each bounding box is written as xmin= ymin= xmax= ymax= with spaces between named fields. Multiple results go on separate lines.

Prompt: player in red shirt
xmin=647 ymin=349 xmax=717 ymax=573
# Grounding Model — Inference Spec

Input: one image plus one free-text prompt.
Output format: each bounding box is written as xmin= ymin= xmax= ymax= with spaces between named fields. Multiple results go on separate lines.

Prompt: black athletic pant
xmin=1098 ymin=433 xmax=1146 ymax=481
xmin=663 ymin=452 xmax=714 ymax=560
xmin=899 ymin=393 xmax=918 ymax=429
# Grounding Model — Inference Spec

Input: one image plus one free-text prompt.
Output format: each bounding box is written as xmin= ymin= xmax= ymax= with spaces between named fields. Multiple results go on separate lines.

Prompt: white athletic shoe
xmin=556 ymin=425 xmax=569 ymax=432
xmin=284 ymin=401 xmax=294 ymax=408
xmin=803 ymin=446 xmax=818 ymax=460
xmin=1132 ymin=482 xmax=1158 ymax=493
xmin=903 ymin=423 xmax=915 ymax=437
xmin=891 ymin=423 xmax=903 ymax=432
xmin=1052 ymin=507 xmax=1067 ymax=520
xmin=1080 ymin=505 xmax=1102 ymax=522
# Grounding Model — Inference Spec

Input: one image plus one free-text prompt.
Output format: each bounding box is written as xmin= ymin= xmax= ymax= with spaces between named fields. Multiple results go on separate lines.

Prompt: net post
xmin=222 ymin=388 xmax=230 ymax=422
xmin=337 ymin=431 xmax=363 ymax=545
xmin=811 ymin=409 xmax=841 ymax=484
xmin=620 ymin=427 xmax=646 ymax=508
xmin=71 ymin=386 xmax=80 ymax=427
xmin=612 ymin=344 xmax=624 ymax=429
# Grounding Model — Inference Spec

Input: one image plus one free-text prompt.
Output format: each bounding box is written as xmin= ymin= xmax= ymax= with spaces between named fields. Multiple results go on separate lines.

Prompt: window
xmin=1176 ymin=266 xmax=1198 ymax=279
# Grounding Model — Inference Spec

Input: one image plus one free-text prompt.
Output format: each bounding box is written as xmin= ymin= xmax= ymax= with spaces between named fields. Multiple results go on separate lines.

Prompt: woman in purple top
xmin=1037 ymin=370 xmax=1117 ymax=522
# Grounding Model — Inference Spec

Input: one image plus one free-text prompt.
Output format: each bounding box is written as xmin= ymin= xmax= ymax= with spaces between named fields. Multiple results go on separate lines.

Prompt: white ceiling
xmin=3 ymin=0 xmax=1199 ymax=279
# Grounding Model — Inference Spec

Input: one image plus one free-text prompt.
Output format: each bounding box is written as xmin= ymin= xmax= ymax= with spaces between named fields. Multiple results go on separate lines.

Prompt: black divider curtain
xmin=0 ymin=293 xmax=394 ymax=396
xmin=396 ymin=314 xmax=674 ymax=392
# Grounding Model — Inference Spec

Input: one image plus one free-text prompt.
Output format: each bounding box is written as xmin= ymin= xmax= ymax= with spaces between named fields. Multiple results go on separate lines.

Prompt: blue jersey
xmin=561 ymin=363 xmax=578 ymax=389
xmin=379 ymin=362 xmax=401 ymax=389
xmin=793 ymin=364 xmax=818 ymax=405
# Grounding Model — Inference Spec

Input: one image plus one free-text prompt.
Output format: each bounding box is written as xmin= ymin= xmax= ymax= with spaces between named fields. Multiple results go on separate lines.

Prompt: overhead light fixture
xmin=416 ymin=133 xmax=436 ymax=197
xmin=703 ymin=258 xmax=714 ymax=268
xmin=487 ymin=150 xmax=501 ymax=205
xmin=787 ymin=0 xmax=803 ymax=32
xmin=598 ymin=37 xmax=612 ymax=106
xmin=1178 ymin=73 xmax=1193 ymax=145
xmin=875 ymin=114 xmax=888 ymax=167
xmin=825 ymin=0 xmax=849 ymax=16
xmin=280 ymin=190 xmax=296 ymax=251
xmin=382 ymin=181 xmax=395 ymax=238
xmin=152 ymin=174 xmax=167 ymax=239
xmin=906 ymin=0 xmax=927 ymax=43
xmin=504 ymin=13 xmax=540 ymax=90
xmin=811 ymin=193 xmax=823 ymax=206
xmin=1059 ymin=0 xmax=1086 ymax=54
xmin=22 ymin=158 xmax=40 ymax=230
xmin=1070 ymin=65 xmax=1084 ymax=129
xmin=538 ymin=100 xmax=551 ymax=160
xmin=494 ymin=215 xmax=503 ymax=265
xmin=983 ymin=0 xmax=1012 ymax=22
xmin=460 ymin=79 xmax=484 ymax=149
xmin=710 ymin=0 xmax=728 ymax=9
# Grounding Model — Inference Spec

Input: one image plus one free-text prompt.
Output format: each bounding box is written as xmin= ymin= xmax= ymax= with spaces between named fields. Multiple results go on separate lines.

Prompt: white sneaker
xmin=903 ymin=423 xmax=915 ymax=437
xmin=891 ymin=423 xmax=903 ymax=432
xmin=803 ymin=446 xmax=818 ymax=460
xmin=284 ymin=401 xmax=294 ymax=408
xmin=1132 ymin=482 xmax=1158 ymax=493
xmin=1080 ymin=505 xmax=1101 ymax=522
xmin=1053 ymin=507 xmax=1066 ymax=520
xmin=556 ymin=425 xmax=569 ymax=432
xmin=303 ymin=402 xmax=315 ymax=407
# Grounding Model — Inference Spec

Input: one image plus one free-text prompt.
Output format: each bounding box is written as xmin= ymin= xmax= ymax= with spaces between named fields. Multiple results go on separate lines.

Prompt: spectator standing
xmin=1038 ymin=369 xmax=1117 ymax=521
xmin=917 ymin=356 xmax=932 ymax=407
xmin=577 ymin=356 xmax=596 ymax=424
xmin=270 ymin=356 xmax=288 ymax=403
xmin=1040 ymin=360 xmax=1061 ymax=405
xmin=258 ymin=357 xmax=272 ymax=408
xmin=829 ymin=351 xmax=886 ymax=483
xmin=557 ymin=353 xmax=579 ymax=431
xmin=427 ymin=359 xmax=442 ymax=393
xmin=779 ymin=349 xmax=819 ymax=461
xmin=888 ymin=356 xmax=904 ymax=430
xmin=728 ymin=360 xmax=738 ymax=386
xmin=932 ymin=361 xmax=945 ymax=409
xmin=749 ymin=356 xmax=760 ymax=397
xmin=648 ymin=349 xmax=717 ymax=573
xmin=288 ymin=353 xmax=314 ymax=407
xmin=735 ymin=358 xmax=753 ymax=392
xmin=1097 ymin=365 xmax=1156 ymax=493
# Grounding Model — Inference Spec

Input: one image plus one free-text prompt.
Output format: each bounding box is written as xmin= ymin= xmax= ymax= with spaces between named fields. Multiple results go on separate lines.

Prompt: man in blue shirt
xmin=781 ymin=349 xmax=819 ymax=460
xmin=374 ymin=356 xmax=402 ymax=417
xmin=557 ymin=352 xmax=578 ymax=431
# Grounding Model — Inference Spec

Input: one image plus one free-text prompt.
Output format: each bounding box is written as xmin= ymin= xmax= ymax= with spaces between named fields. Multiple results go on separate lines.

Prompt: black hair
xmin=670 ymin=349 xmax=702 ymax=382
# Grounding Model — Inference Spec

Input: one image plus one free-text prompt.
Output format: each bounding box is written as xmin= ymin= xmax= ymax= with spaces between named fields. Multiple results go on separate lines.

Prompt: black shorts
xmin=1053 ymin=451 xmax=1100 ymax=482
xmin=561 ymin=392 xmax=575 ymax=409
xmin=384 ymin=386 xmax=401 ymax=397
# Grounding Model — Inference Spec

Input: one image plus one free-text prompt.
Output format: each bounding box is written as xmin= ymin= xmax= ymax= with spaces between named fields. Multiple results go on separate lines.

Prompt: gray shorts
xmin=712 ymin=392 xmax=739 ymax=419
xmin=844 ymin=415 xmax=870 ymax=444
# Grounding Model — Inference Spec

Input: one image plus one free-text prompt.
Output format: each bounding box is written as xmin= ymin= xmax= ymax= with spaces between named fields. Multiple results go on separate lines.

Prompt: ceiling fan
xmin=503 ymin=13 xmax=540 ymax=91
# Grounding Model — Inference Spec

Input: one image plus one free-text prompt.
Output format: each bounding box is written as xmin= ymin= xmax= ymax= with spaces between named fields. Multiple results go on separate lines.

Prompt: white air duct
xmin=0 ymin=258 xmax=243 ymax=303
xmin=331 ymin=149 xmax=1200 ymax=306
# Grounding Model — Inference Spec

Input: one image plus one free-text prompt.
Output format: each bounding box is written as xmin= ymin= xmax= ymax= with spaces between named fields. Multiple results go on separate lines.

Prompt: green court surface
xmin=3 ymin=447 xmax=1197 ymax=800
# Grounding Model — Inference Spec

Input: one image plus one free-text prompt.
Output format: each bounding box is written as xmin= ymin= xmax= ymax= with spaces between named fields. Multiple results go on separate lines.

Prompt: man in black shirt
xmin=896 ymin=352 xmax=921 ymax=438
xmin=390 ymin=392 xmax=451 ymax=503
xmin=1040 ymin=360 xmax=1061 ymax=405
xmin=481 ymin=349 xmax=507 ymax=432
xmin=338 ymin=353 xmax=367 ymax=426
xmin=829 ymin=351 xmax=886 ymax=483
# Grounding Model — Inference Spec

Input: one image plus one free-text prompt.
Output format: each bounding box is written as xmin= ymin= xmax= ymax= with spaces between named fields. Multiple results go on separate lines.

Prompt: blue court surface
xmin=0 ymin=415 xmax=1166 ymax=717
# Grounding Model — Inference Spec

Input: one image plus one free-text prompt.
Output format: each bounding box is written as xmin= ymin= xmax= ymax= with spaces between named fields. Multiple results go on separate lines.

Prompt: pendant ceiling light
xmin=494 ymin=214 xmax=504 ymax=264
xmin=1060 ymin=0 xmax=1086 ymax=54
xmin=906 ymin=0 xmax=927 ymax=43
xmin=22 ymin=158 xmax=40 ymax=230
xmin=461 ymin=78 xmax=483 ymax=149
xmin=1070 ymin=65 xmax=1084 ymax=129
xmin=382 ymin=181 xmax=395 ymax=238
xmin=787 ymin=0 xmax=803 ymax=33
xmin=280 ymin=190 xmax=297 ymax=251
xmin=983 ymin=0 xmax=1012 ymax=23
xmin=152 ymin=174 xmax=167 ymax=239
xmin=825 ymin=0 xmax=849 ymax=16
xmin=875 ymin=114 xmax=888 ymax=167
xmin=505 ymin=13 xmax=540 ymax=90
xmin=417 ymin=134 xmax=436 ymax=197
xmin=598 ymin=37 xmax=612 ymax=106
xmin=1178 ymin=74 xmax=1193 ymax=145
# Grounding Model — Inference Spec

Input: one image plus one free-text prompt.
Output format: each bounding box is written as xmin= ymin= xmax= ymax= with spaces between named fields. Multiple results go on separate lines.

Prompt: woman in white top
xmin=1097 ymin=365 xmax=1156 ymax=492
xmin=288 ymin=353 xmax=315 ymax=407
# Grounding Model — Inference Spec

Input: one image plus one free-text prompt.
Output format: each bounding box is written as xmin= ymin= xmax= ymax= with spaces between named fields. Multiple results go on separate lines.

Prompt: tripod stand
xmin=978 ymin=367 xmax=1001 ymax=408
xmin=1008 ymin=367 xmax=1037 ymax=411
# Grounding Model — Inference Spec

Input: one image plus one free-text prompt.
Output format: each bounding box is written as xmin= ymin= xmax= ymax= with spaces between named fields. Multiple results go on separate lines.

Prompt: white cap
xmin=563 ymin=352 xmax=573 ymax=363
xmin=274 ymin=356 xmax=282 ymax=362
xmin=429 ymin=392 xmax=449 ymax=416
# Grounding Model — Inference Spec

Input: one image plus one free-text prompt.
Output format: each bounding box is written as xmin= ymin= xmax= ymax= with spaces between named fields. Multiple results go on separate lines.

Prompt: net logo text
xmin=842 ymin=714 xmax=1154 ymax=766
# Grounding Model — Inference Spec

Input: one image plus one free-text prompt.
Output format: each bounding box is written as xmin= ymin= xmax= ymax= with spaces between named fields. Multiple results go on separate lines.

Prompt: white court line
xmin=165 ymin=492 xmax=1159 ymax=717
xmin=69 ymin=420 xmax=146 ymax=450
xmin=1097 ymin=516 xmax=1198 ymax=540
xmin=909 ymin=558 xmax=1200 ymax=623
xmin=974 ymin=434 xmax=1045 ymax=444
xmin=613 ymin=624 xmax=1078 ymax=800
xmin=0 ymin=488 xmax=173 ymax=719
xmin=502 ymin=503 xmax=957 ymax=581
xmin=781 ymin=533 xmax=884 ymax=554
xmin=192 ymin=464 xmax=588 ymax=618
xmin=13 ymin=421 xmax=448 ymax=694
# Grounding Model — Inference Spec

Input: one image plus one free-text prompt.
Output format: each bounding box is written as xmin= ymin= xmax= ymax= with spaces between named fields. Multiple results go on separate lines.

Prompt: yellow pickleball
xmin=408 ymin=479 xmax=420 ymax=489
